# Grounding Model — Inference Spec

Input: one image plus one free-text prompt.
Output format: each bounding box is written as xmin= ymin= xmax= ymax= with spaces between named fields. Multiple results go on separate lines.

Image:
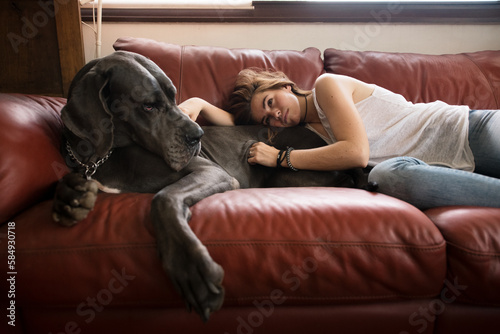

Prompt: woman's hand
xmin=178 ymin=98 xmax=204 ymax=122
xmin=248 ymin=142 xmax=280 ymax=167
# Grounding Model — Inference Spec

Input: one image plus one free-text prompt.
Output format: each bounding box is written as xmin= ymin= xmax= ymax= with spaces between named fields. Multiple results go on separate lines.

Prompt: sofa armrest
xmin=0 ymin=93 xmax=68 ymax=223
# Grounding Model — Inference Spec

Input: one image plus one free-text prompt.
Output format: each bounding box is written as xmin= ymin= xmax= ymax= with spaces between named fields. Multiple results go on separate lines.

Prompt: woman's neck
xmin=302 ymin=94 xmax=318 ymax=123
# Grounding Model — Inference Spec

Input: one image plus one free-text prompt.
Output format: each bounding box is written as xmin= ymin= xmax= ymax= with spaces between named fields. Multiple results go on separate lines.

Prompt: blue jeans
xmin=368 ymin=110 xmax=500 ymax=209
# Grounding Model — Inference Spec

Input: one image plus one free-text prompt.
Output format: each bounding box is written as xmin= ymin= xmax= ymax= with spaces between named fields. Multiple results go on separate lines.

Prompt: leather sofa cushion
xmin=0 ymin=93 xmax=68 ymax=223
xmin=3 ymin=188 xmax=446 ymax=309
xmin=20 ymin=302 xmax=439 ymax=334
xmin=426 ymin=207 xmax=500 ymax=306
xmin=323 ymin=49 xmax=500 ymax=110
xmin=113 ymin=37 xmax=324 ymax=110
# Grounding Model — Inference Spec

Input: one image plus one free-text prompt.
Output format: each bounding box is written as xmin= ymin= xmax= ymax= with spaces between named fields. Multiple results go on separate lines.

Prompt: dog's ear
xmin=62 ymin=64 xmax=114 ymax=162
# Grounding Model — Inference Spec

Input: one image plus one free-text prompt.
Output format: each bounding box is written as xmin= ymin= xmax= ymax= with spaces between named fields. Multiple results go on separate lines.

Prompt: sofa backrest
xmin=324 ymin=49 xmax=500 ymax=110
xmin=113 ymin=37 xmax=325 ymax=111
xmin=115 ymin=37 xmax=499 ymax=111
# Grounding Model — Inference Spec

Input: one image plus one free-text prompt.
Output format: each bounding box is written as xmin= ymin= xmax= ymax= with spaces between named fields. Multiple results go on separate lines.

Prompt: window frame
xmin=81 ymin=1 xmax=500 ymax=23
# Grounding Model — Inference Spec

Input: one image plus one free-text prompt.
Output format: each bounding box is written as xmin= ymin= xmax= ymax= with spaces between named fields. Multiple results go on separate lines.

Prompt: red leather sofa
xmin=1 ymin=37 xmax=499 ymax=333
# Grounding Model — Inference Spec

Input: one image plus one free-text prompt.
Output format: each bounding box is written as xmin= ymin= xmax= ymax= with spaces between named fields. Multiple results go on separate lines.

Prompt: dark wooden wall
xmin=1 ymin=0 xmax=85 ymax=97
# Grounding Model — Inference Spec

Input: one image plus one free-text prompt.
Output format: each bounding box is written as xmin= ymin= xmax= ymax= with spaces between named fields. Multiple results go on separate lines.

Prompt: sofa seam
xmin=2 ymin=241 xmax=446 ymax=256
xmin=461 ymin=52 xmax=499 ymax=108
xmin=178 ymin=45 xmax=184 ymax=103
xmin=4 ymin=243 xmax=156 ymax=256
xmin=227 ymin=292 xmax=440 ymax=303
xmin=446 ymin=241 xmax=500 ymax=258
xmin=205 ymin=241 xmax=446 ymax=252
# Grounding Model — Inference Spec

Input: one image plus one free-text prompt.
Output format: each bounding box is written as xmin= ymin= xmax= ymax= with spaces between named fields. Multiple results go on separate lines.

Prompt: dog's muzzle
xmin=185 ymin=126 xmax=204 ymax=148
xmin=165 ymin=124 xmax=204 ymax=172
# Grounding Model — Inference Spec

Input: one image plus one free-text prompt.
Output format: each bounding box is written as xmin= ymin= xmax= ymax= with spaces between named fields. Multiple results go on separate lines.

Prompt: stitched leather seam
xmin=4 ymin=241 xmax=446 ymax=256
xmin=462 ymin=53 xmax=498 ymax=108
xmin=205 ymin=241 xmax=446 ymax=252
xmin=178 ymin=45 xmax=184 ymax=103
xmin=227 ymin=293 xmax=439 ymax=303
xmin=7 ymin=243 xmax=155 ymax=255
xmin=446 ymin=242 xmax=500 ymax=258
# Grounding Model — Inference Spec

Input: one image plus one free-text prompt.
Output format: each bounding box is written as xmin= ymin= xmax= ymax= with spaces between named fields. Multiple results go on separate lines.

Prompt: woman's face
xmin=250 ymin=86 xmax=301 ymax=127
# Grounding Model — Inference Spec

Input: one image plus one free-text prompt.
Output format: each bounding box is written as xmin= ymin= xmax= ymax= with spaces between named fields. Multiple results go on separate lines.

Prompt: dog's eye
xmin=143 ymin=104 xmax=156 ymax=112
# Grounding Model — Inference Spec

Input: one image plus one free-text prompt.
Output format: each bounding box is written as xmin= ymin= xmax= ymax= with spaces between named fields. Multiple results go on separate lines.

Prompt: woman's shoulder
xmin=314 ymin=73 xmax=345 ymax=86
xmin=314 ymin=73 xmax=364 ymax=92
xmin=313 ymin=74 xmax=346 ymax=96
xmin=313 ymin=74 xmax=375 ymax=104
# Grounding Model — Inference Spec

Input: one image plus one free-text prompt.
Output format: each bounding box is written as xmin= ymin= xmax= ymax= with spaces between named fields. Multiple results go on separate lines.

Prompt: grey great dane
xmin=52 ymin=51 xmax=373 ymax=321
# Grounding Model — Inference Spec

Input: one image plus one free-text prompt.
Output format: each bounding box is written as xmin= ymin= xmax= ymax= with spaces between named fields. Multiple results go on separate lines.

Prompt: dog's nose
xmin=185 ymin=126 xmax=204 ymax=146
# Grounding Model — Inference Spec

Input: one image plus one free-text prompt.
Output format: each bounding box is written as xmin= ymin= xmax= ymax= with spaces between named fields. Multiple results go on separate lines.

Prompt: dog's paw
xmin=162 ymin=241 xmax=225 ymax=322
xmin=52 ymin=173 xmax=98 ymax=226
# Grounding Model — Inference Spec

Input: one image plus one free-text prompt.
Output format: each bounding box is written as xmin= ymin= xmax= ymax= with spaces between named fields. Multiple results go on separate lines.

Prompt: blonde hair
xmin=228 ymin=68 xmax=311 ymax=125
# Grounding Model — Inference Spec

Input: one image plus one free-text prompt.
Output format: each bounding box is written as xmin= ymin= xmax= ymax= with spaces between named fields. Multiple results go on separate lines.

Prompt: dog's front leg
xmin=151 ymin=160 xmax=238 ymax=322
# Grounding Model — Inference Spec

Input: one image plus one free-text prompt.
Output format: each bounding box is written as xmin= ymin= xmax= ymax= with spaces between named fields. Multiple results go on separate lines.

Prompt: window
xmin=88 ymin=0 xmax=253 ymax=9
xmin=81 ymin=0 xmax=500 ymax=23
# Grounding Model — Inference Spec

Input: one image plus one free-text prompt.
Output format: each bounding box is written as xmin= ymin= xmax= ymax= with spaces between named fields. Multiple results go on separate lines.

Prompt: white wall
xmin=82 ymin=22 xmax=500 ymax=62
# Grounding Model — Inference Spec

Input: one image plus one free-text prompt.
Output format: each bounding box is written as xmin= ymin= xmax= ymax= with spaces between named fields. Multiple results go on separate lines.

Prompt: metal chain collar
xmin=66 ymin=141 xmax=113 ymax=180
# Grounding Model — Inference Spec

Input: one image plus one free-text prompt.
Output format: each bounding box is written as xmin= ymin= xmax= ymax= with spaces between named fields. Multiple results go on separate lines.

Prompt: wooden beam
xmin=0 ymin=0 xmax=84 ymax=97
xmin=55 ymin=0 xmax=85 ymax=97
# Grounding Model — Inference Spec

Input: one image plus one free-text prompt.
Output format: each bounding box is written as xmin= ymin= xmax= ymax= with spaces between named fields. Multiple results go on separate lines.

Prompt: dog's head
xmin=62 ymin=51 xmax=203 ymax=172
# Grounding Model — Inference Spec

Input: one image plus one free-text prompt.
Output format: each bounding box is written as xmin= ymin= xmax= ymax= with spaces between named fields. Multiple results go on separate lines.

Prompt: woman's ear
xmin=283 ymin=84 xmax=292 ymax=91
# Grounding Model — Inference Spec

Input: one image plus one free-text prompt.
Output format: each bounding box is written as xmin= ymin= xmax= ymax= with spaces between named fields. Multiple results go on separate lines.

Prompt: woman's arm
xmin=179 ymin=97 xmax=235 ymax=126
xmin=248 ymin=74 xmax=370 ymax=171
xmin=290 ymin=74 xmax=370 ymax=170
xmin=249 ymin=140 xmax=368 ymax=171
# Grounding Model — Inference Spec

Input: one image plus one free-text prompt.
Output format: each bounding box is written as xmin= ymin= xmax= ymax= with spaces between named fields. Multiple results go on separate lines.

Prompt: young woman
xmin=179 ymin=69 xmax=500 ymax=209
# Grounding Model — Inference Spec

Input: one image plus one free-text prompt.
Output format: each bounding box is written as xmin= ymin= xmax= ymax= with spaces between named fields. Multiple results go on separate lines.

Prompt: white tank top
xmin=307 ymin=85 xmax=475 ymax=171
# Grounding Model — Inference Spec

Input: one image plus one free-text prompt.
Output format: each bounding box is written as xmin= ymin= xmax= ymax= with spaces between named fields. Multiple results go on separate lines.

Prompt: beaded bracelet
xmin=276 ymin=149 xmax=286 ymax=168
xmin=286 ymin=147 xmax=299 ymax=172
